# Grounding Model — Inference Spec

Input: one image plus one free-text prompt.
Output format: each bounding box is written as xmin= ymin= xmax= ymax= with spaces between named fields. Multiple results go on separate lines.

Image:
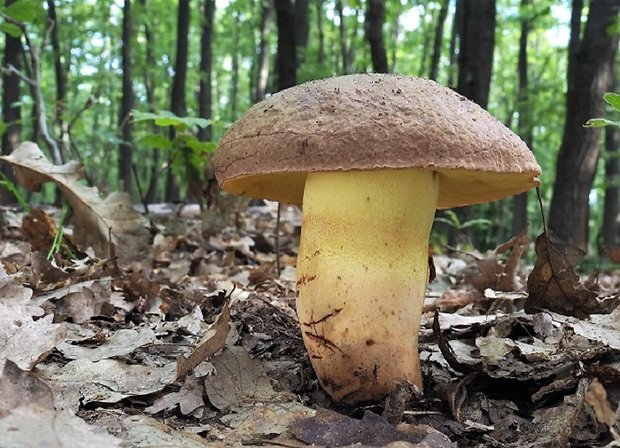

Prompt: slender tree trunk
xmin=346 ymin=8 xmax=359 ymax=73
xmin=451 ymin=0 xmax=496 ymax=245
xmin=199 ymin=0 xmax=215 ymax=141
xmin=365 ymin=0 xmax=388 ymax=73
xmin=389 ymin=8 xmax=399 ymax=72
xmin=275 ymin=0 xmax=296 ymax=90
xmin=602 ymin=120 xmax=620 ymax=247
xmin=429 ymin=0 xmax=449 ymax=81
xmin=46 ymin=0 xmax=69 ymax=160
xmin=254 ymin=0 xmax=273 ymax=102
xmin=316 ymin=0 xmax=325 ymax=65
xmin=294 ymin=0 xmax=309 ymax=67
xmin=418 ymin=10 xmax=432 ymax=77
xmin=230 ymin=10 xmax=240 ymax=120
xmin=335 ymin=0 xmax=348 ymax=74
xmin=1 ymin=0 xmax=22 ymax=204
xmin=447 ymin=0 xmax=462 ymax=87
xmin=166 ymin=0 xmax=191 ymax=202
xmin=139 ymin=0 xmax=160 ymax=203
xmin=119 ymin=0 xmax=134 ymax=195
xmin=548 ymin=0 xmax=619 ymax=250
xmin=511 ymin=0 xmax=534 ymax=235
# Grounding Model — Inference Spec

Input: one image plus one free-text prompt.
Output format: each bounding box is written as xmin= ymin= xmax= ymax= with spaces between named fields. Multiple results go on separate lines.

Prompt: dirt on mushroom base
xmin=0 ymin=200 xmax=619 ymax=447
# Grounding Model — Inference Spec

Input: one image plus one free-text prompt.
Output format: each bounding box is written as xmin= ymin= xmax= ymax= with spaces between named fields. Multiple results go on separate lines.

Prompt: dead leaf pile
xmin=0 ymin=152 xmax=619 ymax=447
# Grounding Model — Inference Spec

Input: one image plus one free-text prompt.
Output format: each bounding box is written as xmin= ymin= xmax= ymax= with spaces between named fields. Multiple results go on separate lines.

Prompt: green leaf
xmin=584 ymin=118 xmax=620 ymax=128
xmin=139 ymin=134 xmax=173 ymax=150
xmin=0 ymin=119 xmax=6 ymax=136
xmin=603 ymin=93 xmax=620 ymax=112
xmin=185 ymin=138 xmax=216 ymax=154
xmin=4 ymin=0 xmax=43 ymax=23
xmin=0 ymin=22 xmax=21 ymax=37
xmin=132 ymin=110 xmax=210 ymax=129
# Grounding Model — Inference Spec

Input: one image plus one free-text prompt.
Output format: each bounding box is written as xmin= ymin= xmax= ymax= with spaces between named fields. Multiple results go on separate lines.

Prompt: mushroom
xmin=213 ymin=74 xmax=541 ymax=404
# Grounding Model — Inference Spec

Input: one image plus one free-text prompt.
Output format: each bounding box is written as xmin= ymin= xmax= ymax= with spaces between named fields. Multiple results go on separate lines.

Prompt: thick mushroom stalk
xmin=296 ymin=168 xmax=439 ymax=403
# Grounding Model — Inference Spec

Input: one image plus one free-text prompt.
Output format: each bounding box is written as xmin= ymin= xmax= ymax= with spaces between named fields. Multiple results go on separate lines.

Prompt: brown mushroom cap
xmin=213 ymin=74 xmax=540 ymax=209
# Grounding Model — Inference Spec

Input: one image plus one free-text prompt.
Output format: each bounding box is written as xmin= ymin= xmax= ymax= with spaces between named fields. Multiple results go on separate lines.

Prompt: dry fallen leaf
xmin=1 ymin=142 xmax=149 ymax=263
xmin=526 ymin=230 xmax=600 ymax=318
xmin=290 ymin=407 xmax=456 ymax=447
xmin=204 ymin=345 xmax=276 ymax=411
xmin=469 ymin=232 xmax=529 ymax=293
xmin=176 ymin=300 xmax=231 ymax=379
xmin=0 ymin=360 xmax=54 ymax=418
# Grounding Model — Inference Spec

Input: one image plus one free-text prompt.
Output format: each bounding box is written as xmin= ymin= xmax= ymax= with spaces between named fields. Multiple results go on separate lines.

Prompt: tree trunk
xmin=1 ymin=0 xmax=22 ymax=204
xmin=316 ymin=0 xmax=325 ymax=65
xmin=548 ymin=0 xmax=619 ymax=250
xmin=335 ymin=0 xmax=348 ymax=73
xmin=139 ymin=0 xmax=160 ymax=203
xmin=118 ymin=0 xmax=134 ymax=195
xmin=166 ymin=0 xmax=191 ymax=202
xmin=447 ymin=0 xmax=462 ymax=87
xmin=365 ymin=0 xmax=388 ymax=73
xmin=294 ymin=0 xmax=309 ymax=66
xmin=602 ymin=119 xmax=620 ymax=247
xmin=46 ymin=0 xmax=68 ymax=160
xmin=511 ymin=0 xmax=534 ymax=236
xmin=451 ymin=0 xmax=496 ymax=245
xmin=199 ymin=0 xmax=215 ymax=141
xmin=254 ymin=0 xmax=273 ymax=102
xmin=417 ymin=9 xmax=432 ymax=77
xmin=275 ymin=0 xmax=297 ymax=91
xmin=429 ymin=0 xmax=449 ymax=81
xmin=230 ymin=10 xmax=240 ymax=120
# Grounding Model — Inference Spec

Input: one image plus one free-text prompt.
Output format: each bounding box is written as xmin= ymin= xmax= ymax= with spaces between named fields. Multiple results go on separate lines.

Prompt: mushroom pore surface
xmin=296 ymin=168 xmax=439 ymax=403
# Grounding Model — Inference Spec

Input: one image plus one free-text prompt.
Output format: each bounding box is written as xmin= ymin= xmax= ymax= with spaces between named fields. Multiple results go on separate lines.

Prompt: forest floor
xmin=1 ymin=196 xmax=620 ymax=448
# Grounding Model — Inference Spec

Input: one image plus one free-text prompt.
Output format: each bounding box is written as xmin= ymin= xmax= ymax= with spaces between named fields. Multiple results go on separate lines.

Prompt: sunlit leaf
xmin=584 ymin=118 xmax=619 ymax=128
xmin=603 ymin=92 xmax=620 ymax=112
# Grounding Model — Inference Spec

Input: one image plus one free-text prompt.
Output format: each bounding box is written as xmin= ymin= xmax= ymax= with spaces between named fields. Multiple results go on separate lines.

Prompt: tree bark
xmin=274 ymin=0 xmax=296 ymax=91
xmin=294 ymin=0 xmax=309 ymax=66
xmin=365 ymin=0 xmax=388 ymax=73
xmin=429 ymin=0 xmax=449 ymax=81
xmin=548 ymin=0 xmax=619 ymax=250
xmin=451 ymin=0 xmax=496 ymax=244
xmin=602 ymin=118 xmax=620 ymax=247
xmin=316 ymin=0 xmax=325 ymax=65
xmin=118 ymin=0 xmax=134 ymax=195
xmin=46 ymin=0 xmax=68 ymax=159
xmin=511 ymin=0 xmax=534 ymax=236
xmin=447 ymin=0 xmax=462 ymax=87
xmin=254 ymin=0 xmax=273 ymax=102
xmin=199 ymin=0 xmax=215 ymax=141
xmin=335 ymin=0 xmax=348 ymax=73
xmin=1 ymin=0 xmax=22 ymax=204
xmin=230 ymin=10 xmax=240 ymax=120
xmin=166 ymin=0 xmax=191 ymax=202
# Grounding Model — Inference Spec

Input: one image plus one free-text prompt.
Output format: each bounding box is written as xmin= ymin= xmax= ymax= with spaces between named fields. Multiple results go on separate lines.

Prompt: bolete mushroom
xmin=213 ymin=74 xmax=541 ymax=404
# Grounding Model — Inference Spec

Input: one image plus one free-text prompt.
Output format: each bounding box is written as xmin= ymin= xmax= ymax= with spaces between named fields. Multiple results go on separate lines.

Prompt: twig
xmin=275 ymin=202 xmax=282 ymax=276
xmin=132 ymin=163 xmax=150 ymax=215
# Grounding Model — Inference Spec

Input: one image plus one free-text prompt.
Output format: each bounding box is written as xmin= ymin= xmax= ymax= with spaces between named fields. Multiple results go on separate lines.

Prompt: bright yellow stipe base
xmin=296 ymin=168 xmax=439 ymax=403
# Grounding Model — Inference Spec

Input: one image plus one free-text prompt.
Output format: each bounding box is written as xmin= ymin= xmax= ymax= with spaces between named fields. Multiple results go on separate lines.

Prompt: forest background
xmin=0 ymin=0 xmax=618 ymax=257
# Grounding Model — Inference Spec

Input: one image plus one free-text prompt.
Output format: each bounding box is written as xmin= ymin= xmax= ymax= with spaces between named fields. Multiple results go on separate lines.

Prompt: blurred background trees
xmin=0 ymin=0 xmax=618 ymax=254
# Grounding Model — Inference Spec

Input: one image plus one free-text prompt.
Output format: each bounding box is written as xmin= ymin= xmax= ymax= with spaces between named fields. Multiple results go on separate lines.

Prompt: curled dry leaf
xmin=526 ymin=230 xmax=600 ymax=318
xmin=176 ymin=300 xmax=231 ymax=380
xmin=0 ymin=142 xmax=149 ymax=263
xmin=469 ymin=231 xmax=529 ymax=293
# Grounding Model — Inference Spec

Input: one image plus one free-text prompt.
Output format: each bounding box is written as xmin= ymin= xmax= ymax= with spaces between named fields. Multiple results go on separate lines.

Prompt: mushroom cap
xmin=213 ymin=74 xmax=540 ymax=209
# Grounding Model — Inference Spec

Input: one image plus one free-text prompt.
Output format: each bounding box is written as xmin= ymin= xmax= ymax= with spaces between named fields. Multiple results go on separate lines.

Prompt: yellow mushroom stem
xmin=296 ymin=168 xmax=439 ymax=403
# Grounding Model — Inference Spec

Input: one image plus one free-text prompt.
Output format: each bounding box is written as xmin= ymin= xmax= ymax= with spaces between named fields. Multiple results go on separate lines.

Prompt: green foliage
xmin=133 ymin=110 xmax=215 ymax=187
xmin=584 ymin=93 xmax=620 ymax=128
xmin=47 ymin=203 xmax=70 ymax=260
xmin=0 ymin=172 xmax=29 ymax=212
